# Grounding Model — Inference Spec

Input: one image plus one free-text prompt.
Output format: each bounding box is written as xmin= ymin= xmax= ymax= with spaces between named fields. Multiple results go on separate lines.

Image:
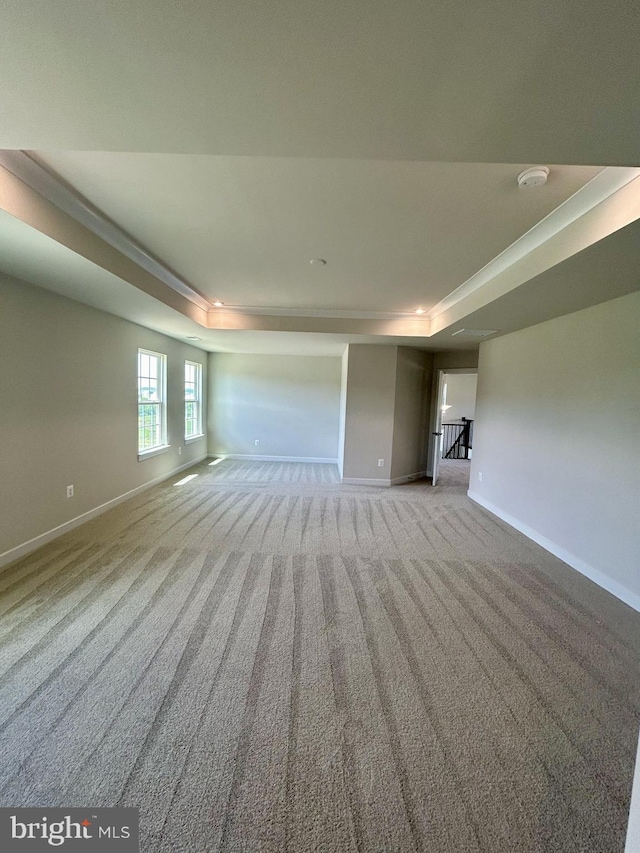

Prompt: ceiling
xmin=0 ymin=0 xmax=639 ymax=355
xmin=1 ymin=0 xmax=639 ymax=164
xmin=28 ymin=153 xmax=602 ymax=314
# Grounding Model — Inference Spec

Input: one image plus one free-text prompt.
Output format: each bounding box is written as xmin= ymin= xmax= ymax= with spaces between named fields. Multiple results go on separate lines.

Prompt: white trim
xmin=427 ymin=166 xmax=640 ymax=322
xmin=467 ymin=491 xmax=640 ymax=613
xmin=0 ymin=150 xmax=211 ymax=311
xmin=138 ymin=348 xmax=167 ymax=455
xmin=137 ymin=444 xmax=171 ymax=461
xmin=0 ymin=456 xmax=207 ymax=570
xmin=209 ymin=305 xmax=426 ymax=321
xmin=210 ymin=454 xmax=339 ymax=464
xmin=184 ymin=359 xmax=203 ymax=439
xmin=184 ymin=434 xmax=205 ymax=444
xmin=390 ymin=470 xmax=427 ymax=485
xmin=624 ymin=736 xmax=640 ymax=853
xmin=341 ymin=477 xmax=391 ymax=486
xmin=4 ymin=150 xmax=639 ymax=331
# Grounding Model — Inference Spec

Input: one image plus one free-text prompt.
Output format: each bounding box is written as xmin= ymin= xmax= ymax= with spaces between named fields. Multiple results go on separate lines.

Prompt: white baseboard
xmin=341 ymin=477 xmax=391 ymax=486
xmin=210 ymin=454 xmax=338 ymax=464
xmin=467 ymin=490 xmax=640 ymax=613
xmin=0 ymin=456 xmax=208 ymax=570
xmin=342 ymin=470 xmax=427 ymax=488
xmin=390 ymin=470 xmax=427 ymax=486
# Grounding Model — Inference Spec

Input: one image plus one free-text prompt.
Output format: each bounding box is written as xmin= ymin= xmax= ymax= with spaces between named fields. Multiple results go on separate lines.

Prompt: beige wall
xmin=470 ymin=290 xmax=640 ymax=606
xmin=340 ymin=344 xmax=433 ymax=483
xmin=337 ymin=348 xmax=349 ymax=477
xmin=0 ymin=273 xmax=207 ymax=562
xmin=207 ymin=352 xmax=341 ymax=460
xmin=342 ymin=345 xmax=398 ymax=481
xmin=391 ymin=348 xmax=433 ymax=480
xmin=443 ymin=372 xmax=477 ymax=423
xmin=433 ymin=350 xmax=480 ymax=373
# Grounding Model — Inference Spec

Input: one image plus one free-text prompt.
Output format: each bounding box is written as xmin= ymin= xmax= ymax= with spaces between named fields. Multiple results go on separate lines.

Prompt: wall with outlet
xmin=340 ymin=344 xmax=397 ymax=482
xmin=0 ymin=273 xmax=207 ymax=563
xmin=469 ymin=290 xmax=640 ymax=607
xmin=340 ymin=344 xmax=478 ymax=485
xmin=207 ymin=352 xmax=341 ymax=461
xmin=339 ymin=345 xmax=432 ymax=484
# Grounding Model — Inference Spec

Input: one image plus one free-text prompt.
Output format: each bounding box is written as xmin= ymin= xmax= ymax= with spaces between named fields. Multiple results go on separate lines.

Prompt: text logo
xmin=0 ymin=809 xmax=139 ymax=851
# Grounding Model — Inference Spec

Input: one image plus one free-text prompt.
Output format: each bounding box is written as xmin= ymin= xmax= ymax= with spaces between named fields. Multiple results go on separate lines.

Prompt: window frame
xmin=184 ymin=360 xmax=204 ymax=442
xmin=137 ymin=348 xmax=169 ymax=459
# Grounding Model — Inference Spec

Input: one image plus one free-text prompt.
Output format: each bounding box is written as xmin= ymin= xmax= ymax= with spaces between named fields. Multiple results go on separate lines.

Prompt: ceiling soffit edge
xmin=2 ymin=150 xmax=638 ymax=339
xmin=208 ymin=305 xmax=429 ymax=321
xmin=207 ymin=312 xmax=432 ymax=336
xmin=0 ymin=149 xmax=211 ymax=312
xmin=430 ymin=171 xmax=640 ymax=335
xmin=0 ymin=161 xmax=207 ymax=326
xmin=426 ymin=166 xmax=640 ymax=322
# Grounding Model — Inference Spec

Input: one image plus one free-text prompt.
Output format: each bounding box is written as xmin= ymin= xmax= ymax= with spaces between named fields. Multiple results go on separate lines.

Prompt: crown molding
xmin=4 ymin=150 xmax=636 ymax=335
xmin=0 ymin=149 xmax=211 ymax=312
xmin=427 ymin=166 xmax=640 ymax=322
xmin=0 ymin=149 xmax=431 ymax=325
xmin=208 ymin=305 xmax=422 ymax=320
xmin=206 ymin=311 xmax=432 ymax=336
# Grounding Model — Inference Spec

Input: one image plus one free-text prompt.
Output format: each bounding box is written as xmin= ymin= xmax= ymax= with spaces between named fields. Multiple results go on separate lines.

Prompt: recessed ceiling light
xmin=309 ymin=258 xmax=327 ymax=266
xmin=213 ymin=301 xmax=224 ymax=307
xmin=187 ymin=335 xmax=201 ymax=341
xmin=415 ymin=308 xmax=425 ymax=315
xmin=517 ymin=167 xmax=549 ymax=188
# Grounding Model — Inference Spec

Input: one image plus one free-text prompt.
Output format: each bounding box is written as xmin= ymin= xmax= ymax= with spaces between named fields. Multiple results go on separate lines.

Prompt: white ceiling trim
xmin=426 ymin=166 xmax=640 ymax=322
xmin=208 ymin=305 xmax=423 ymax=320
xmin=0 ymin=149 xmax=211 ymax=312
xmin=3 ymin=149 xmax=635 ymax=331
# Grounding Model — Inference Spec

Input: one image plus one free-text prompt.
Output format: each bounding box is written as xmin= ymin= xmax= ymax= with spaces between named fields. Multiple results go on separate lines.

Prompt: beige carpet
xmin=436 ymin=457 xmax=471 ymax=487
xmin=0 ymin=458 xmax=638 ymax=852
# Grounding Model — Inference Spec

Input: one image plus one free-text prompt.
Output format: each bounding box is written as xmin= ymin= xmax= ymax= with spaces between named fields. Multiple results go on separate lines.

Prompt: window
xmin=184 ymin=361 xmax=203 ymax=439
xmin=138 ymin=349 xmax=167 ymax=454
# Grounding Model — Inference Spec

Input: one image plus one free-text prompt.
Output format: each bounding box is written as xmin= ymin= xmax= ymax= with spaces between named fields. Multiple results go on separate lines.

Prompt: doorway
xmin=431 ymin=369 xmax=478 ymax=487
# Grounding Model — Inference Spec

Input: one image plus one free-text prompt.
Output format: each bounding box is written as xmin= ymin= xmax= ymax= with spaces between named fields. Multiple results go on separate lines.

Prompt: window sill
xmin=185 ymin=434 xmax=205 ymax=444
xmin=138 ymin=444 xmax=171 ymax=461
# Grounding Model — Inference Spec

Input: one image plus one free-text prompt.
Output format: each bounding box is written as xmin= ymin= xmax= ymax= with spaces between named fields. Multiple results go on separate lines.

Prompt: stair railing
xmin=442 ymin=418 xmax=474 ymax=459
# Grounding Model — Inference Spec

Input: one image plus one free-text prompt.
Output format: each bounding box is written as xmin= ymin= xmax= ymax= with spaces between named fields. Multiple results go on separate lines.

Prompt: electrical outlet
xmin=478 ymin=472 xmax=483 ymax=482
xmin=178 ymin=446 xmax=182 ymax=455
xmin=377 ymin=459 xmax=384 ymax=467
xmin=254 ymin=439 xmax=260 ymax=446
xmin=66 ymin=485 xmax=74 ymax=498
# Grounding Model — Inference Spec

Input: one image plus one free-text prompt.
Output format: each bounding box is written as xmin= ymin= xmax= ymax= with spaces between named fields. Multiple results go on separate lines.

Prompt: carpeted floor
xmin=436 ymin=457 xmax=471 ymax=487
xmin=1 ymin=458 xmax=638 ymax=852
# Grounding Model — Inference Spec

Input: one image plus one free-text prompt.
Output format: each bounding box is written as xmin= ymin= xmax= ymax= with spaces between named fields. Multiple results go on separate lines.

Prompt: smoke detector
xmin=517 ymin=167 xmax=549 ymax=188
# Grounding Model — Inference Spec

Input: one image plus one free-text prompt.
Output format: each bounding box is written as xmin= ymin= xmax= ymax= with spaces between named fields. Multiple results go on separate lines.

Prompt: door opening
xmin=432 ymin=369 xmax=477 ymax=487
